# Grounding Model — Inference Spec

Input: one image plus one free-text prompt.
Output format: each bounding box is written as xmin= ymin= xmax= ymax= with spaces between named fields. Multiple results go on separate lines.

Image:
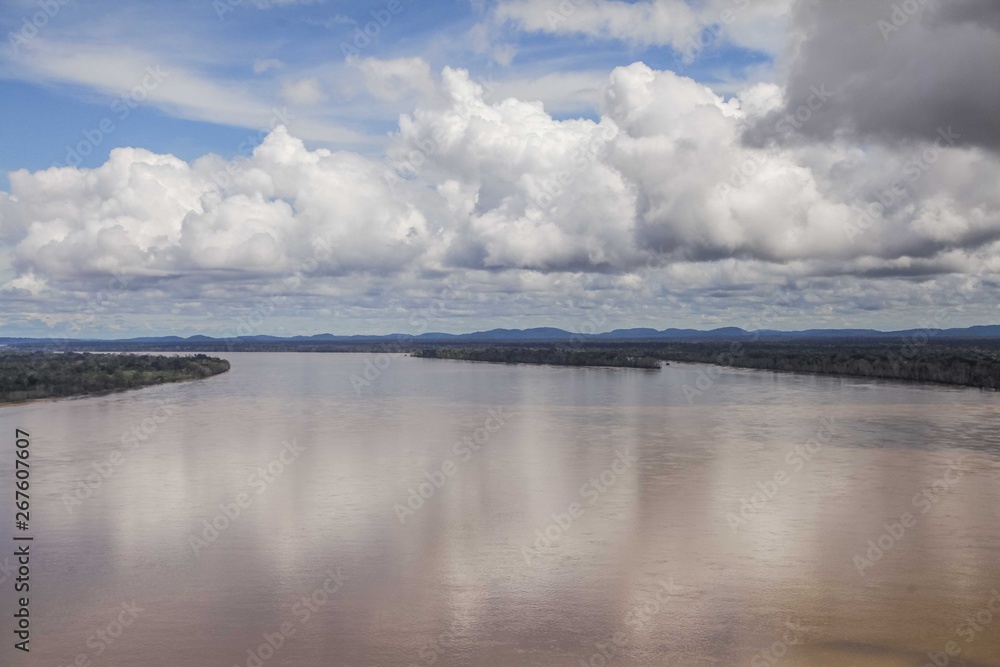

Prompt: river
xmin=1 ymin=353 xmax=998 ymax=666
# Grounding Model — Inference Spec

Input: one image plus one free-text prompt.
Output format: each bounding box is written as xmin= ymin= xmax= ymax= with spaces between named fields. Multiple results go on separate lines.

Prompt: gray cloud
xmin=762 ymin=0 xmax=1000 ymax=151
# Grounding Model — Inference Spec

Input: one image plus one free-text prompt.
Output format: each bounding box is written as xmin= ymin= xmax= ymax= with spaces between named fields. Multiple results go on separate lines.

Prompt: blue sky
xmin=0 ymin=0 xmax=773 ymax=186
xmin=2 ymin=0 xmax=999 ymax=337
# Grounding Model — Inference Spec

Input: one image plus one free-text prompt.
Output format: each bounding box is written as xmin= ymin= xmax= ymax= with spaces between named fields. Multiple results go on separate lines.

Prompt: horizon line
xmin=4 ymin=322 xmax=1000 ymax=342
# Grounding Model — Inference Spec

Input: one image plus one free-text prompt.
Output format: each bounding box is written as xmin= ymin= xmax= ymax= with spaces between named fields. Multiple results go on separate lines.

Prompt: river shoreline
xmin=0 ymin=352 xmax=231 ymax=406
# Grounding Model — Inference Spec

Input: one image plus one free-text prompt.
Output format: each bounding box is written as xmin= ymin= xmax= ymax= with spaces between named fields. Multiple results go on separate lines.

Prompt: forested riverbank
xmin=0 ymin=352 xmax=231 ymax=404
xmin=411 ymin=347 xmax=663 ymax=369
xmin=6 ymin=338 xmax=1000 ymax=391
xmin=411 ymin=341 xmax=1000 ymax=389
xmin=651 ymin=341 xmax=1000 ymax=390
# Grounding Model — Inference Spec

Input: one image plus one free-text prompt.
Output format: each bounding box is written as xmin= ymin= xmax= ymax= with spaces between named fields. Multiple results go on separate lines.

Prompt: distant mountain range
xmin=4 ymin=324 xmax=1000 ymax=346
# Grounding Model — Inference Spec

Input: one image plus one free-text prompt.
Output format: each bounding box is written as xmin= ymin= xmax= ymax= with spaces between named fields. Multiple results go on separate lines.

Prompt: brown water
xmin=1 ymin=353 xmax=999 ymax=666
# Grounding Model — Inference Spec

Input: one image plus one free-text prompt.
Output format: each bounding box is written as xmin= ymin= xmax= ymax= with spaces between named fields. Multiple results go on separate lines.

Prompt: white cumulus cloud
xmin=3 ymin=62 xmax=1000 ymax=334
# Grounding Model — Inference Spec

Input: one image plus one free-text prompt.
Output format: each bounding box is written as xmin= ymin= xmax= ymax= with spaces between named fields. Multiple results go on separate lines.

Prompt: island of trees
xmin=411 ymin=346 xmax=663 ymax=369
xmin=0 ymin=352 xmax=231 ymax=404
xmin=411 ymin=341 xmax=1000 ymax=390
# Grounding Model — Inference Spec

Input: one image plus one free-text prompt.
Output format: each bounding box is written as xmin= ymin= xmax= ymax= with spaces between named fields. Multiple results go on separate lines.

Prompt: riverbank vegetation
xmin=7 ymin=338 xmax=1000 ymax=390
xmin=411 ymin=340 xmax=1000 ymax=389
xmin=649 ymin=341 xmax=1000 ymax=390
xmin=411 ymin=347 xmax=663 ymax=369
xmin=0 ymin=352 xmax=231 ymax=404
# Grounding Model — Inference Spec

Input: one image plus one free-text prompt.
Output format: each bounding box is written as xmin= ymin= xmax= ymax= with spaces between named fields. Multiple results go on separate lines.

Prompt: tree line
xmin=646 ymin=341 xmax=1000 ymax=390
xmin=0 ymin=352 xmax=231 ymax=404
xmin=412 ymin=340 xmax=1000 ymax=389
xmin=411 ymin=347 xmax=663 ymax=369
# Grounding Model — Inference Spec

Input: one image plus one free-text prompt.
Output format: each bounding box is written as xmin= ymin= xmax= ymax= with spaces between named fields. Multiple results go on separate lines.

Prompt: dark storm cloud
xmin=934 ymin=0 xmax=1000 ymax=31
xmin=759 ymin=0 xmax=1000 ymax=151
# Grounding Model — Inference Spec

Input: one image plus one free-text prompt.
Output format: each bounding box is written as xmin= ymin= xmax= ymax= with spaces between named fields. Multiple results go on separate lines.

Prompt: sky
xmin=0 ymin=0 xmax=999 ymax=338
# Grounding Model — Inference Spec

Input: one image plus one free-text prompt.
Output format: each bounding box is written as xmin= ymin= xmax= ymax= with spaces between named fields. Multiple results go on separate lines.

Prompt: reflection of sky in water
xmin=1 ymin=354 xmax=999 ymax=666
